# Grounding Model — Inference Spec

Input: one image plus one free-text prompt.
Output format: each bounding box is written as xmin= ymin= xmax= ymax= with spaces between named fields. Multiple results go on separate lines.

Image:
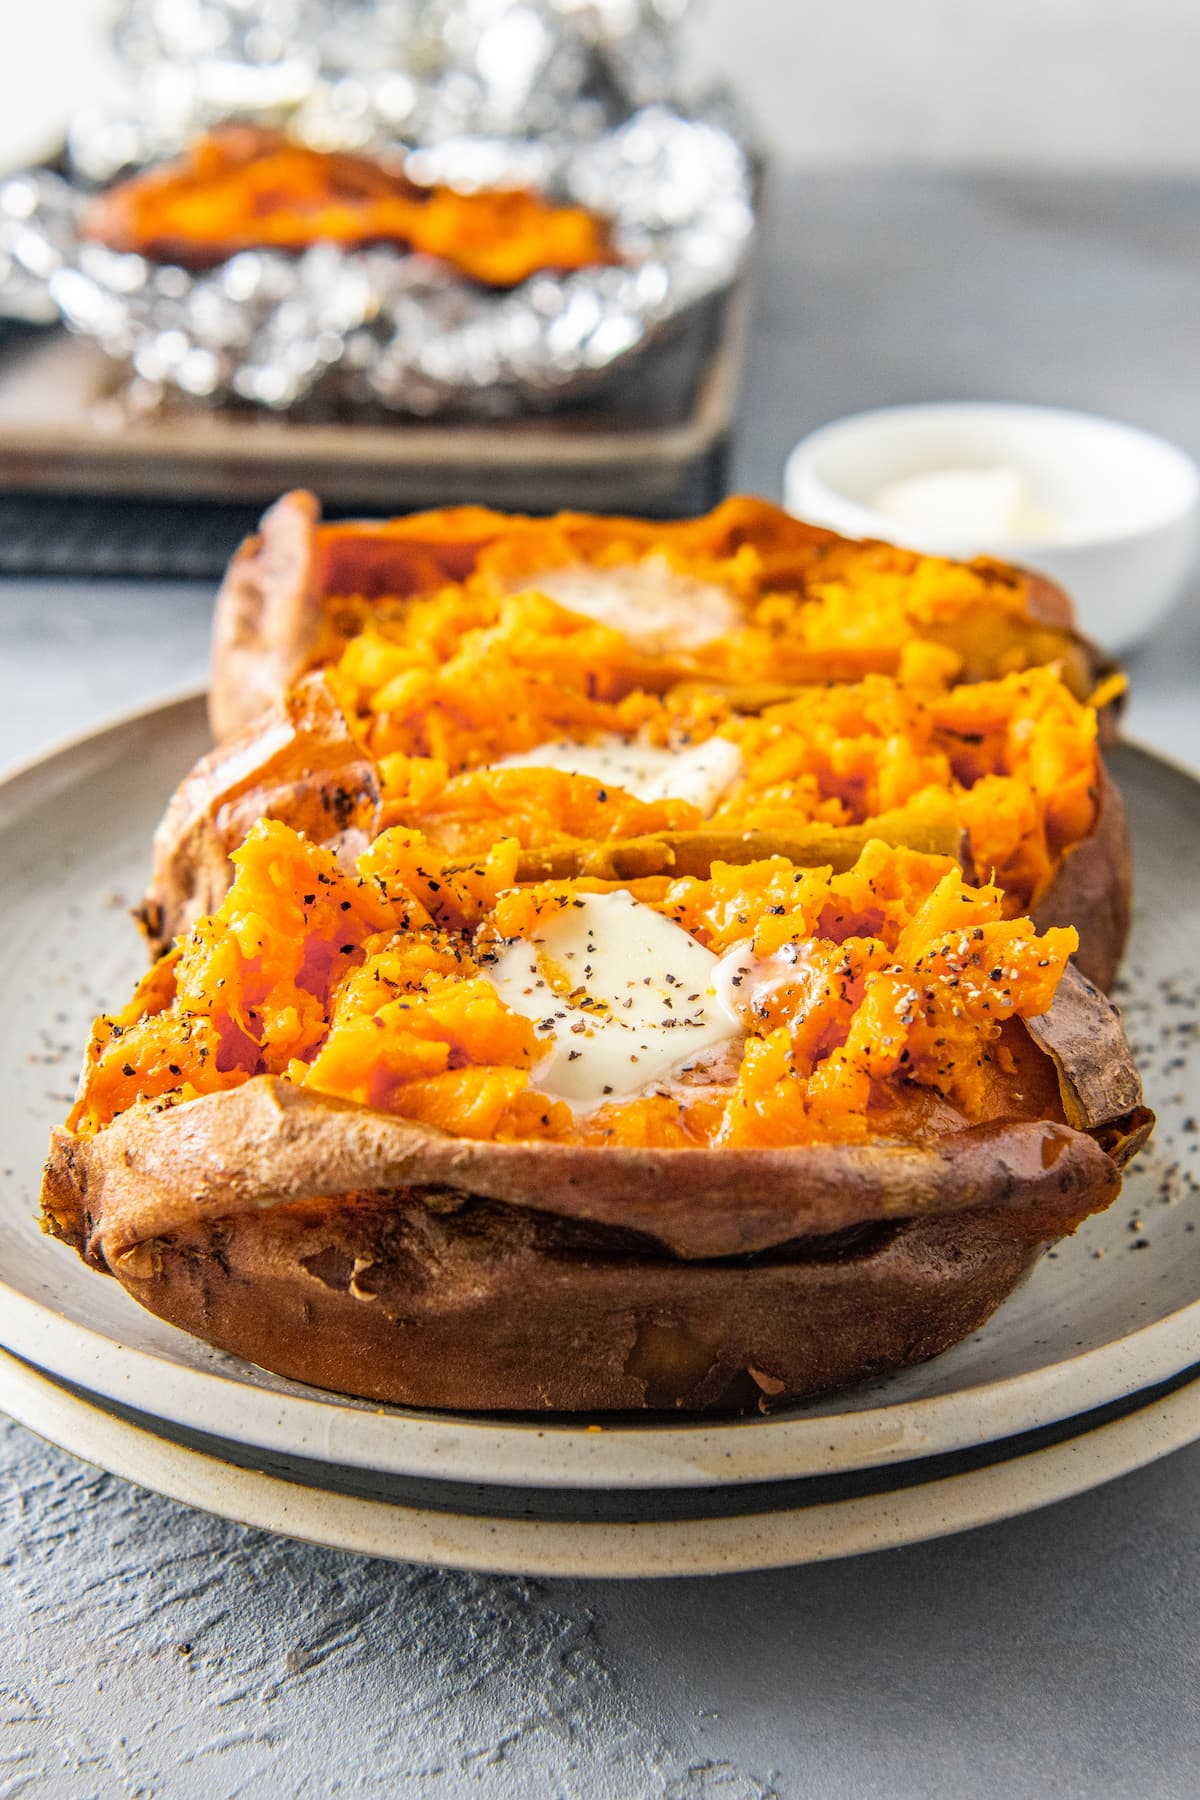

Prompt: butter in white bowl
xmin=784 ymin=402 xmax=1200 ymax=653
xmin=872 ymin=466 xmax=1063 ymax=545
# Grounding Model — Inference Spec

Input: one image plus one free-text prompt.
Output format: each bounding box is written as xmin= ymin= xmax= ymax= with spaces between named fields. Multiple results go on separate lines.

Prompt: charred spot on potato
xmin=300 ymin=1245 xmax=357 ymax=1291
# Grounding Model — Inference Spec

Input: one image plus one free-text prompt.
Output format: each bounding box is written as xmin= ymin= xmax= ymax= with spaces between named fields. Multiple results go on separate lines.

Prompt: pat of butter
xmin=485 ymin=889 xmax=740 ymax=1108
xmin=485 ymin=733 xmax=743 ymax=816
xmin=520 ymin=557 xmax=740 ymax=654
xmin=872 ymin=466 xmax=1062 ymax=543
xmin=711 ymin=937 xmax=823 ymax=1024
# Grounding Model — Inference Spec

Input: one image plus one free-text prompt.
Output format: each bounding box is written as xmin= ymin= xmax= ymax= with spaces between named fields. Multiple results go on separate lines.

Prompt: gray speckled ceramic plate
xmin=1 ymin=695 xmax=1198 ymax=1496
xmin=3 ymin=1346 xmax=1199 ymax=1576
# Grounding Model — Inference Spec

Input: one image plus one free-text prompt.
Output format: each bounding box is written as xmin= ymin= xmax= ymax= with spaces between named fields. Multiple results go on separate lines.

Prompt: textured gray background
xmin=3 ymin=169 xmax=1200 ymax=1796
xmin=5 ymin=1408 xmax=1200 ymax=1798
xmin=692 ymin=0 xmax=1200 ymax=172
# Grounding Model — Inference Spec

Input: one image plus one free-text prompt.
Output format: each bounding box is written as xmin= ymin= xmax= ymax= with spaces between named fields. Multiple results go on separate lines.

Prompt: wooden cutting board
xmin=0 ymin=282 xmax=749 ymax=518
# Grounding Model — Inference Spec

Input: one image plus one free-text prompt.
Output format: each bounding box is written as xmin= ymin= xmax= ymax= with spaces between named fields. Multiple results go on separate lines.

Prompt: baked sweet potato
xmin=136 ymin=676 xmax=381 ymax=954
xmin=81 ymin=126 xmax=618 ymax=287
xmin=199 ymin=492 xmax=1131 ymax=987
xmin=46 ymin=828 xmax=1151 ymax=1412
xmin=208 ymin=491 xmax=1119 ymax=741
xmin=141 ymin=651 xmax=1132 ymax=990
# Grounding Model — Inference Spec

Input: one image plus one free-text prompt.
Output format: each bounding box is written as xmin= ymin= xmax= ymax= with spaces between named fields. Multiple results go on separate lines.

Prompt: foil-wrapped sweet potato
xmin=81 ymin=126 xmax=618 ymax=287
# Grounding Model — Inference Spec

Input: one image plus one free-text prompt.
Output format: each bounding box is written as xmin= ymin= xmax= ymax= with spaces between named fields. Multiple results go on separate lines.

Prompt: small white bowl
xmin=783 ymin=402 xmax=1200 ymax=653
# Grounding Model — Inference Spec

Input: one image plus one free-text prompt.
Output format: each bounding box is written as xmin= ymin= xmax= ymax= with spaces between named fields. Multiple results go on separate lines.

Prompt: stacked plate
xmin=2 ymin=697 xmax=1198 ymax=1577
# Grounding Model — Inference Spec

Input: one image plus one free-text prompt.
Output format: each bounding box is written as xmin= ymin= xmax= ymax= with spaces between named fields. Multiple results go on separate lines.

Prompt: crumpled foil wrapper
xmin=0 ymin=107 xmax=754 ymax=415
xmin=72 ymin=0 xmax=696 ymax=180
xmin=0 ymin=173 xmax=76 ymax=324
xmin=0 ymin=0 xmax=755 ymax=415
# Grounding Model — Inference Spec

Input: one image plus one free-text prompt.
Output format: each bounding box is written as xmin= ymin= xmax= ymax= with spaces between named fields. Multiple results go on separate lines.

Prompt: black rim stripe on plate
xmin=12 ymin=1353 xmax=1199 ymax=1526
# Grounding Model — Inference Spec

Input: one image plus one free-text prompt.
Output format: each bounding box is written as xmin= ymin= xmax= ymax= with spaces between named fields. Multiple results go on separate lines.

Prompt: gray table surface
xmin=2 ymin=170 xmax=1199 ymax=1799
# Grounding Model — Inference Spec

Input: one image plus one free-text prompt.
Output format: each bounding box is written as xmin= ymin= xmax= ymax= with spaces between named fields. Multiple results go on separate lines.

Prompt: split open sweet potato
xmin=207 ymin=490 xmax=1119 ymax=740
xmin=44 ymin=489 xmax=1148 ymax=1415
xmin=143 ymin=490 xmax=1133 ymax=989
xmin=46 ymin=829 xmax=1151 ymax=1412
xmin=81 ymin=126 xmax=618 ymax=288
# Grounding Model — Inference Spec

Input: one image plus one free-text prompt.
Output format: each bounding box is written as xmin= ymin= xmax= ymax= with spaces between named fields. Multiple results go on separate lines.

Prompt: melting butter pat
xmin=872 ymin=466 xmax=1062 ymax=543
xmin=485 ymin=889 xmax=740 ymax=1107
xmin=485 ymin=733 xmax=743 ymax=816
xmin=519 ymin=557 xmax=741 ymax=654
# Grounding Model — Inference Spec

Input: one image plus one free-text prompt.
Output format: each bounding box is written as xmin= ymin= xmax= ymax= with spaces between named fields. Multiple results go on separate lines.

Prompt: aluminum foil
xmin=72 ymin=0 xmax=697 ymax=182
xmin=0 ymin=173 xmax=77 ymax=324
xmin=0 ymin=0 xmax=754 ymax=416
xmin=0 ymin=108 xmax=754 ymax=415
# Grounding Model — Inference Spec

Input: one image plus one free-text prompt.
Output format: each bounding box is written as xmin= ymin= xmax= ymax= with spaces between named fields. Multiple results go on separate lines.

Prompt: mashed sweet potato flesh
xmin=336 ymin=660 xmax=1098 ymax=916
xmin=293 ymin=504 xmax=1105 ymax=915
xmin=314 ymin=498 xmax=1098 ymax=719
xmin=71 ymin=822 xmax=1076 ymax=1153
xmin=82 ymin=127 xmax=618 ymax=286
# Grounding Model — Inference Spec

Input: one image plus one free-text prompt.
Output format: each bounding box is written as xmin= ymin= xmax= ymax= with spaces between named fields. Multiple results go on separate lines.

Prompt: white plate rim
xmin=6 ymin=1275 xmax=1200 ymax=1493
xmin=3 ymin=1344 xmax=1198 ymax=1579
xmin=1 ymin=694 xmax=1198 ymax=1492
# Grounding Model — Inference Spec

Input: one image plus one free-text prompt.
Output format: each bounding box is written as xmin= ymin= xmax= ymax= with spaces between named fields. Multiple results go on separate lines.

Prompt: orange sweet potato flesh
xmin=193 ymin=492 xmax=1132 ymax=999
xmin=148 ymin=660 xmax=1129 ymax=988
xmin=81 ymin=126 xmax=618 ymax=286
xmin=41 ymin=971 xmax=1151 ymax=1412
xmin=100 ymin=828 xmax=1085 ymax=1146
xmin=47 ymin=819 xmax=1151 ymax=1412
xmin=42 ymin=484 xmax=1148 ymax=1412
xmin=208 ymin=491 xmax=1117 ymax=741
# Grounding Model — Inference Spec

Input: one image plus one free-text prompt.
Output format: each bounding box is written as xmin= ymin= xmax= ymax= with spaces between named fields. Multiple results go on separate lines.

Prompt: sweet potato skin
xmin=91 ymin=1202 xmax=1062 ymax=1413
xmin=1031 ymin=759 xmax=1131 ymax=993
xmin=42 ymin=1068 xmax=1134 ymax=1272
xmin=209 ymin=491 xmax=324 ymax=742
xmin=41 ymin=968 xmax=1151 ymax=1412
xmin=36 ymin=1116 xmax=1136 ymax=1413
xmin=139 ymin=673 xmax=381 ymax=953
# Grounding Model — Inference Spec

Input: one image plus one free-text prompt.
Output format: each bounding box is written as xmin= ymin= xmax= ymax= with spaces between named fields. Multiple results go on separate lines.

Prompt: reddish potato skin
xmin=35 ymin=1133 xmax=1136 ymax=1415
xmin=209 ymin=491 xmax=324 ymax=743
xmin=1031 ymin=760 xmax=1131 ymax=993
xmin=41 ymin=971 xmax=1152 ymax=1413
xmin=95 ymin=1204 xmax=1065 ymax=1414
xmin=138 ymin=674 xmax=380 ymax=953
